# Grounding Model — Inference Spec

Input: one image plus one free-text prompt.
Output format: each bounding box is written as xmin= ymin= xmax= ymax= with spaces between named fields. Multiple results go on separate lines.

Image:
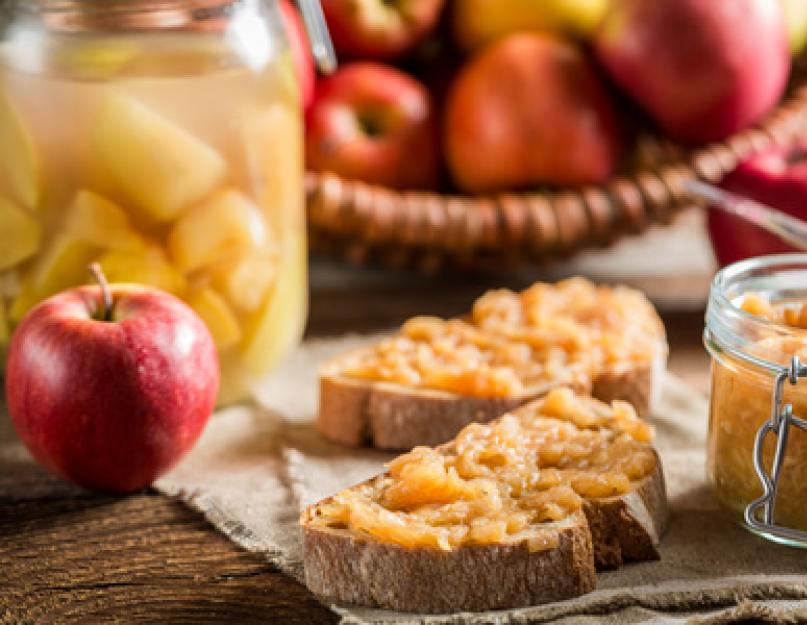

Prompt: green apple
xmin=452 ymin=0 xmax=608 ymax=51
xmin=781 ymin=0 xmax=807 ymax=54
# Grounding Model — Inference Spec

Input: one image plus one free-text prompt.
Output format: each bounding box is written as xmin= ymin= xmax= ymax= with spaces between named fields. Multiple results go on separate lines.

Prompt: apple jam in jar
xmin=705 ymin=254 xmax=807 ymax=547
xmin=0 ymin=0 xmax=310 ymax=404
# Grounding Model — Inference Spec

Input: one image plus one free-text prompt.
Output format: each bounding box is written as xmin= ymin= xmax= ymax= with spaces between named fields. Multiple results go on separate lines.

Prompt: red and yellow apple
xmin=5 ymin=269 xmax=219 ymax=493
xmin=596 ymin=0 xmax=789 ymax=145
xmin=306 ymin=62 xmax=439 ymax=190
xmin=322 ymin=0 xmax=445 ymax=59
xmin=443 ymin=33 xmax=622 ymax=194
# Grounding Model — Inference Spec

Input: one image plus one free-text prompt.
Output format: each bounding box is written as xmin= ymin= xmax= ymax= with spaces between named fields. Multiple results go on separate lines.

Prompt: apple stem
xmin=88 ymin=263 xmax=113 ymax=322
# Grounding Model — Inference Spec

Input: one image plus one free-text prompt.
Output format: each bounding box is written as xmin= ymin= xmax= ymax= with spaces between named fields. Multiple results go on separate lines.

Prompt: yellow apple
xmin=65 ymin=189 xmax=145 ymax=252
xmin=168 ymin=189 xmax=269 ymax=273
xmin=0 ymin=195 xmax=41 ymax=270
xmin=99 ymin=247 xmax=187 ymax=296
xmin=186 ymin=287 xmax=242 ymax=350
xmin=0 ymin=90 xmax=40 ymax=210
xmin=92 ymin=92 xmax=226 ymax=221
xmin=452 ymin=0 xmax=608 ymax=51
xmin=782 ymin=0 xmax=807 ymax=55
xmin=241 ymin=233 xmax=307 ymax=376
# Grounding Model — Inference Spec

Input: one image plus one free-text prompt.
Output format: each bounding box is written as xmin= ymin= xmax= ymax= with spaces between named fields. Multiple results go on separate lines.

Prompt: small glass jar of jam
xmin=0 ymin=0 xmax=330 ymax=404
xmin=705 ymin=253 xmax=807 ymax=547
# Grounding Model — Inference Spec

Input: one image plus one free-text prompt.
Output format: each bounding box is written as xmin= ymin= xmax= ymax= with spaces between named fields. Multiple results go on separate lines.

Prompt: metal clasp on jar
xmin=745 ymin=355 xmax=807 ymax=544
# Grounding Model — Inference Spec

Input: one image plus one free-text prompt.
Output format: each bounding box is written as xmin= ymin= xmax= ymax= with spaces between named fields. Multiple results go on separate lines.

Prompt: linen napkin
xmin=152 ymin=335 xmax=807 ymax=624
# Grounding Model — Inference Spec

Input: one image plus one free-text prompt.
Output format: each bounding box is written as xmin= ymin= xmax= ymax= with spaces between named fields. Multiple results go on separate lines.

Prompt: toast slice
xmin=302 ymin=388 xmax=668 ymax=614
xmin=318 ymin=278 xmax=667 ymax=449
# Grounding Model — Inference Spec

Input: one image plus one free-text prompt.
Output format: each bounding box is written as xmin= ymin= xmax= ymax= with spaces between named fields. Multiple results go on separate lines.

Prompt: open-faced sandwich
xmin=302 ymin=387 xmax=668 ymax=613
xmin=319 ymin=278 xmax=667 ymax=449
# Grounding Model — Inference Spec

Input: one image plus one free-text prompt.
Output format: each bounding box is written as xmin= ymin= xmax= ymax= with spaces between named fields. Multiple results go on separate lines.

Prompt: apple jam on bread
xmin=302 ymin=387 xmax=667 ymax=613
xmin=318 ymin=278 xmax=667 ymax=449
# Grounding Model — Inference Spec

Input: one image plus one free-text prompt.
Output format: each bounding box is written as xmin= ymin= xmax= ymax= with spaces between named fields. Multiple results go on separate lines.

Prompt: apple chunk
xmin=186 ymin=287 xmax=242 ymax=350
xmin=168 ymin=189 xmax=269 ymax=273
xmin=92 ymin=92 xmax=226 ymax=221
xmin=0 ymin=195 xmax=41 ymax=270
xmin=99 ymin=248 xmax=187 ymax=296
xmin=211 ymin=251 xmax=277 ymax=313
xmin=31 ymin=234 xmax=98 ymax=297
xmin=65 ymin=189 xmax=145 ymax=252
xmin=0 ymin=297 xmax=9 ymax=344
xmin=0 ymin=91 xmax=39 ymax=210
xmin=241 ymin=233 xmax=308 ymax=376
xmin=9 ymin=273 xmax=38 ymax=323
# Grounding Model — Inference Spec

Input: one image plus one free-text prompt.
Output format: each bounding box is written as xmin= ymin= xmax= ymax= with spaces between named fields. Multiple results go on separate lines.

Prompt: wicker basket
xmin=306 ymin=76 xmax=807 ymax=273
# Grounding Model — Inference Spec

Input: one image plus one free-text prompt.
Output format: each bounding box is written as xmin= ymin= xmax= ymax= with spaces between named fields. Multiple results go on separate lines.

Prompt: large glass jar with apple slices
xmin=0 ymin=0 xmax=308 ymax=404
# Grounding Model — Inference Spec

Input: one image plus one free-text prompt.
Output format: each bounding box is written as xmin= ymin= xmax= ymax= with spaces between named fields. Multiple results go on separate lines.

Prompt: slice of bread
xmin=302 ymin=388 xmax=668 ymax=614
xmin=318 ymin=278 xmax=667 ymax=450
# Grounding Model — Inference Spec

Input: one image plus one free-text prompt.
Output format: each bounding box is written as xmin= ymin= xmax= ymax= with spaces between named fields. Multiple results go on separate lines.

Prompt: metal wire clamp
xmin=745 ymin=355 xmax=807 ymax=544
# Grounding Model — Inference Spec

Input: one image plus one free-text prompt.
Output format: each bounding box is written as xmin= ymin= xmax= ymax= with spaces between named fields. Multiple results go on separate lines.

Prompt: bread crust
xmin=318 ymin=354 xmax=662 ymax=450
xmin=302 ymin=511 xmax=596 ymax=614
xmin=583 ymin=450 xmax=668 ymax=569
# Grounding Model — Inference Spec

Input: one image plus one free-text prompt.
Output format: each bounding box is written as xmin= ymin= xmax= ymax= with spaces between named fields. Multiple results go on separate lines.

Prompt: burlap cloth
xmin=5 ymin=334 xmax=807 ymax=623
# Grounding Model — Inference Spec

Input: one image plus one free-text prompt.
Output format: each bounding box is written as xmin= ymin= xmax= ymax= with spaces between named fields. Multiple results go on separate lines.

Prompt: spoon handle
xmin=686 ymin=179 xmax=807 ymax=253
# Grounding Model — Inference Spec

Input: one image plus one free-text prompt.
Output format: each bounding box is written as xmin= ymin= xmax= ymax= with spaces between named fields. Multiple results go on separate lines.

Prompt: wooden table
xmin=0 ymin=263 xmax=711 ymax=624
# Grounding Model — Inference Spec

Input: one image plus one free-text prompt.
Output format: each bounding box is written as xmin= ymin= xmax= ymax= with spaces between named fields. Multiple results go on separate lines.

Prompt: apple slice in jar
xmin=243 ymin=102 xmax=304 ymax=238
xmin=168 ymin=189 xmax=269 ymax=273
xmin=0 ymin=91 xmax=40 ymax=210
xmin=65 ymin=189 xmax=146 ymax=252
xmin=0 ymin=297 xmax=9 ymax=345
xmin=99 ymin=247 xmax=187 ymax=296
xmin=30 ymin=234 xmax=98 ymax=297
xmin=216 ymin=350 xmax=253 ymax=407
xmin=240 ymin=232 xmax=308 ymax=376
xmin=57 ymin=40 xmax=140 ymax=80
xmin=9 ymin=273 xmax=38 ymax=323
xmin=186 ymin=287 xmax=242 ymax=350
xmin=210 ymin=250 xmax=278 ymax=313
xmin=0 ymin=195 xmax=41 ymax=270
xmin=92 ymin=91 xmax=226 ymax=222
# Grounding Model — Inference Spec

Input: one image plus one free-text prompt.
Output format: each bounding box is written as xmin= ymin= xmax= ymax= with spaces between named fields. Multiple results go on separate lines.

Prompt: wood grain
xmin=0 ymin=269 xmax=711 ymax=624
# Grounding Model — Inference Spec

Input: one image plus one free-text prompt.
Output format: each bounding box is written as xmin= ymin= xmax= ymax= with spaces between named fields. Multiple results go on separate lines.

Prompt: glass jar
xmin=0 ymin=0 xmax=309 ymax=404
xmin=705 ymin=254 xmax=807 ymax=547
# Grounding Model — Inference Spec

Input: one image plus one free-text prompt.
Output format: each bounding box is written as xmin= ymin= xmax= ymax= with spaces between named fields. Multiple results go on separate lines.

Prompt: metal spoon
xmin=685 ymin=179 xmax=807 ymax=252
xmin=296 ymin=0 xmax=337 ymax=74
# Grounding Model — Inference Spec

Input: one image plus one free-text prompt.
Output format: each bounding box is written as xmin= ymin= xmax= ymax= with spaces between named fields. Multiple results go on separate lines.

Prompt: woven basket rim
xmin=306 ymin=78 xmax=807 ymax=271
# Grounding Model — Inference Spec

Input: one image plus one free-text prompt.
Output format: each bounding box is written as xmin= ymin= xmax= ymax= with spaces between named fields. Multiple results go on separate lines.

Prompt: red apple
xmin=278 ymin=0 xmax=316 ymax=112
xmin=443 ymin=33 xmax=623 ymax=194
xmin=596 ymin=0 xmax=789 ymax=145
xmin=306 ymin=62 xmax=439 ymax=190
xmin=5 ymin=269 xmax=219 ymax=493
xmin=322 ymin=0 xmax=445 ymax=59
xmin=708 ymin=143 xmax=807 ymax=266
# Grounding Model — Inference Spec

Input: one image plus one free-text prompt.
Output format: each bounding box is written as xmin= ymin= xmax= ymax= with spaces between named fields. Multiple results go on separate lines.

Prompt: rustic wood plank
xmin=0 ymin=270 xmax=712 ymax=624
xmin=0 ymin=495 xmax=337 ymax=624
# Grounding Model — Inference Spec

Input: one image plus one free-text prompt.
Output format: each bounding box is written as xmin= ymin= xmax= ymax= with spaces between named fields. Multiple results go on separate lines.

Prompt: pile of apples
xmin=296 ymin=0 xmax=806 ymax=195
